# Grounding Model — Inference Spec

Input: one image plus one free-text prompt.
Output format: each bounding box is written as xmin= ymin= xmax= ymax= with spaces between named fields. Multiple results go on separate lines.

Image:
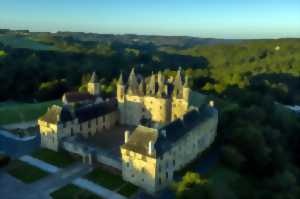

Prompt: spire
xmin=175 ymin=67 xmax=183 ymax=86
xmin=157 ymin=71 xmax=164 ymax=85
xmin=118 ymin=72 xmax=124 ymax=85
xmin=149 ymin=72 xmax=156 ymax=95
xmin=139 ymin=79 xmax=145 ymax=95
xmin=157 ymin=71 xmax=165 ymax=97
xmin=184 ymin=75 xmax=189 ymax=88
xmin=128 ymin=68 xmax=139 ymax=95
xmin=173 ymin=67 xmax=183 ymax=97
xmin=89 ymin=72 xmax=98 ymax=83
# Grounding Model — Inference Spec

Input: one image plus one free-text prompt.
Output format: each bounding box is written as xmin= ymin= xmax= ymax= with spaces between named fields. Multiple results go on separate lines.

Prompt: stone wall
xmin=121 ymin=149 xmax=157 ymax=193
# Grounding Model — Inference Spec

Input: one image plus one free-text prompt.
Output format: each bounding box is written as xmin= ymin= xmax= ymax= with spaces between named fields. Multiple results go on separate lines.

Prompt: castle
xmin=38 ymin=68 xmax=218 ymax=193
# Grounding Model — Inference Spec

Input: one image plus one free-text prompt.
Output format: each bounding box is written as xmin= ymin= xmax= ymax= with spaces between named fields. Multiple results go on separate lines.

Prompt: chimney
xmin=124 ymin=130 xmax=130 ymax=143
xmin=209 ymin=100 xmax=214 ymax=107
xmin=148 ymin=141 xmax=153 ymax=155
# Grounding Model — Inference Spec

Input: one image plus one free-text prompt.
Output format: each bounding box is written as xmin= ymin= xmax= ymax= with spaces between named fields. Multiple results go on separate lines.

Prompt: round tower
xmin=117 ymin=72 xmax=125 ymax=102
xmin=183 ymin=75 xmax=191 ymax=101
xmin=87 ymin=72 xmax=100 ymax=95
xmin=117 ymin=72 xmax=126 ymax=124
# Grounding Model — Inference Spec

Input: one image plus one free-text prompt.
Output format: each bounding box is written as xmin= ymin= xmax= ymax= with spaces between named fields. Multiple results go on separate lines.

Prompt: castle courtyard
xmin=81 ymin=125 xmax=135 ymax=158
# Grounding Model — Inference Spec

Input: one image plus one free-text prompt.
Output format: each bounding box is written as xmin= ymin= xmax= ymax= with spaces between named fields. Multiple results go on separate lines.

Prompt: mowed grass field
xmin=0 ymin=100 xmax=61 ymax=125
xmin=32 ymin=148 xmax=76 ymax=168
xmin=51 ymin=184 xmax=103 ymax=199
xmin=6 ymin=160 xmax=48 ymax=183
xmin=85 ymin=167 xmax=139 ymax=197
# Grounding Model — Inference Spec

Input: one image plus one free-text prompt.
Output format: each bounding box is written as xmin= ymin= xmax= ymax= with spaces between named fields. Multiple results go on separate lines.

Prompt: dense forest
xmin=1 ymin=31 xmax=300 ymax=198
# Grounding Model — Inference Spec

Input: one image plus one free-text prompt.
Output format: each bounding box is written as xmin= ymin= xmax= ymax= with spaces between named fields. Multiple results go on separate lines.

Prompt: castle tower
xmin=128 ymin=68 xmax=139 ymax=95
xmin=148 ymin=72 xmax=156 ymax=96
xmin=117 ymin=72 xmax=125 ymax=102
xmin=157 ymin=71 xmax=165 ymax=98
xmin=139 ymin=79 xmax=145 ymax=96
xmin=173 ymin=68 xmax=183 ymax=98
xmin=87 ymin=72 xmax=100 ymax=95
xmin=183 ymin=75 xmax=191 ymax=101
xmin=117 ymin=72 xmax=126 ymax=124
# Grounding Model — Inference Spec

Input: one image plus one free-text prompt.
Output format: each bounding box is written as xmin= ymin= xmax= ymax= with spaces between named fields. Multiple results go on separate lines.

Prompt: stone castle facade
xmin=38 ymin=68 xmax=218 ymax=193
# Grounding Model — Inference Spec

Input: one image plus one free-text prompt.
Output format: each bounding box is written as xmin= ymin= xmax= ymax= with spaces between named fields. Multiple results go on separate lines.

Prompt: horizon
xmin=1 ymin=0 xmax=300 ymax=39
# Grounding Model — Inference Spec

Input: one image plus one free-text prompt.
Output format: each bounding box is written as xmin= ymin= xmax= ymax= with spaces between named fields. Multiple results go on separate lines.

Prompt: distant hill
xmin=0 ymin=34 xmax=56 ymax=51
xmin=0 ymin=29 xmax=240 ymax=51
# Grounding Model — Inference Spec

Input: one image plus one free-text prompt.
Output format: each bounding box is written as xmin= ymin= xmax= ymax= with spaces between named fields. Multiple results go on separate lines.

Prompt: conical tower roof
xmin=184 ymin=75 xmax=189 ymax=88
xmin=89 ymin=72 xmax=98 ymax=83
xmin=118 ymin=72 xmax=124 ymax=85
xmin=128 ymin=68 xmax=139 ymax=94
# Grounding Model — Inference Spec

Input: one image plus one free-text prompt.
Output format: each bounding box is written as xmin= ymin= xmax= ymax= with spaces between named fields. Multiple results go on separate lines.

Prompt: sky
xmin=0 ymin=0 xmax=299 ymax=39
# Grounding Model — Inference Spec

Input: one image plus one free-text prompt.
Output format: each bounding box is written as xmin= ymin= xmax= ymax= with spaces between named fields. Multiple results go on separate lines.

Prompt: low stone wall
xmin=94 ymin=149 xmax=122 ymax=170
xmin=61 ymin=136 xmax=122 ymax=170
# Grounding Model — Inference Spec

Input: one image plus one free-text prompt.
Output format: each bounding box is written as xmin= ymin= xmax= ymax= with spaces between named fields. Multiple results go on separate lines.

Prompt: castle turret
xmin=173 ymin=68 xmax=183 ymax=98
xmin=149 ymin=72 xmax=156 ymax=96
xmin=117 ymin=72 xmax=126 ymax=124
xmin=128 ymin=68 xmax=139 ymax=95
xmin=87 ymin=72 xmax=100 ymax=96
xmin=183 ymin=75 xmax=191 ymax=101
xmin=157 ymin=71 xmax=165 ymax=97
xmin=139 ymin=79 xmax=145 ymax=96
xmin=117 ymin=72 xmax=125 ymax=102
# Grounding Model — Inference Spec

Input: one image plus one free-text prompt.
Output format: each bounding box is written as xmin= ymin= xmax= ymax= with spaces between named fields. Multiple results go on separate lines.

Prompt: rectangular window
xmin=166 ymin=172 xmax=168 ymax=179
xmin=159 ymin=177 xmax=162 ymax=185
xmin=173 ymin=160 xmax=176 ymax=167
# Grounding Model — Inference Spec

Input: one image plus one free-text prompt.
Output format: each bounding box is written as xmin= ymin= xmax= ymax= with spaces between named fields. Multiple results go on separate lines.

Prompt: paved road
xmin=32 ymin=163 xmax=92 ymax=193
xmin=3 ymin=155 xmax=127 ymax=199
xmin=0 ymin=163 xmax=92 ymax=199
xmin=2 ymin=121 xmax=36 ymax=130
xmin=0 ymin=171 xmax=52 ymax=199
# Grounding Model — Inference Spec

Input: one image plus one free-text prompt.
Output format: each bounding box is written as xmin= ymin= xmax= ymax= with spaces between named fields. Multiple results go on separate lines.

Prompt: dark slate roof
xmin=122 ymin=126 xmax=158 ymax=157
xmin=39 ymin=105 xmax=73 ymax=124
xmin=63 ymin=92 xmax=95 ymax=103
xmin=155 ymin=106 xmax=216 ymax=156
xmin=121 ymin=106 xmax=217 ymax=157
xmin=75 ymin=99 xmax=118 ymax=123
xmin=40 ymin=99 xmax=118 ymax=124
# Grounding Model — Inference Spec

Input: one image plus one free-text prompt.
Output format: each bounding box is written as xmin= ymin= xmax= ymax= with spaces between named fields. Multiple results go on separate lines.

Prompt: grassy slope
xmin=0 ymin=99 xmax=61 ymax=125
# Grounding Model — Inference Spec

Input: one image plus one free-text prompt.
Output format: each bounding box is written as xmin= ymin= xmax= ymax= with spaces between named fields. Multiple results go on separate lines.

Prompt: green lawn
xmin=85 ymin=167 xmax=138 ymax=197
xmin=117 ymin=183 xmax=139 ymax=197
xmin=32 ymin=148 xmax=76 ymax=168
xmin=51 ymin=184 xmax=103 ymax=199
xmin=6 ymin=160 xmax=48 ymax=183
xmin=85 ymin=168 xmax=124 ymax=190
xmin=0 ymin=100 xmax=61 ymax=125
